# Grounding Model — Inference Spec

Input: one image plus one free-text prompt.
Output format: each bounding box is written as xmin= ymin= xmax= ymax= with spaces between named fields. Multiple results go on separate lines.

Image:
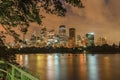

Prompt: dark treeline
xmin=1 ymin=43 xmax=120 ymax=55
xmin=0 ymin=46 xmax=16 ymax=63
xmin=1 ymin=44 xmax=120 ymax=54
xmin=7 ymin=46 xmax=83 ymax=54
xmin=86 ymin=44 xmax=120 ymax=53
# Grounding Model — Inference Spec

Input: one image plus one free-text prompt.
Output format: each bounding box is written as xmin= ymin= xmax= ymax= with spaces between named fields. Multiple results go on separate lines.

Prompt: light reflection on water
xmin=87 ymin=55 xmax=98 ymax=80
xmin=16 ymin=53 xmax=120 ymax=80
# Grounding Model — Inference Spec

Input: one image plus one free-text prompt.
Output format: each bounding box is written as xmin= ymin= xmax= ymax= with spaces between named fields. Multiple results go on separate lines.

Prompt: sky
xmin=1 ymin=0 xmax=120 ymax=44
xmin=28 ymin=0 xmax=120 ymax=44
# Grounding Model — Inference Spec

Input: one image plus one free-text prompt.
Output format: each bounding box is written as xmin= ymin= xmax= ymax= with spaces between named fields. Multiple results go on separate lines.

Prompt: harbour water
xmin=16 ymin=53 xmax=120 ymax=80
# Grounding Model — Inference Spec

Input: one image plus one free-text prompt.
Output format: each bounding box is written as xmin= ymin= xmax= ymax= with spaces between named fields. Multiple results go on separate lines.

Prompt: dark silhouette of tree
xmin=0 ymin=0 xmax=41 ymax=43
xmin=112 ymin=43 xmax=117 ymax=48
xmin=0 ymin=31 xmax=6 ymax=46
xmin=119 ymin=42 xmax=120 ymax=48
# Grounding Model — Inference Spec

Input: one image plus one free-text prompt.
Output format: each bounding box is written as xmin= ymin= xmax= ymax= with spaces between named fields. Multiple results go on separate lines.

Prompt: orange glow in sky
xmin=0 ymin=0 xmax=120 ymax=44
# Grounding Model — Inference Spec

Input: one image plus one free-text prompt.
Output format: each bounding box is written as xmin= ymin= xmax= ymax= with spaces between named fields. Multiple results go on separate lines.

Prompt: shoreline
xmin=1 ymin=45 xmax=120 ymax=54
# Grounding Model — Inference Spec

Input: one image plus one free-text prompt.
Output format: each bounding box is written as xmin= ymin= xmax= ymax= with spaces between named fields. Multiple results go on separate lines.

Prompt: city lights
xmin=4 ymin=25 xmax=96 ymax=48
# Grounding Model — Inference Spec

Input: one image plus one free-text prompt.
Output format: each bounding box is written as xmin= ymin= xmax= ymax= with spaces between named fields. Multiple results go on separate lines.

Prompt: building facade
xmin=96 ymin=37 xmax=107 ymax=46
xmin=68 ymin=28 xmax=76 ymax=47
xmin=59 ymin=25 xmax=67 ymax=47
xmin=86 ymin=33 xmax=95 ymax=47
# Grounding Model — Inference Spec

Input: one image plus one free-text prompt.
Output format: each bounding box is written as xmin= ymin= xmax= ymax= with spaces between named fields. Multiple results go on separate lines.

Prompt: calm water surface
xmin=16 ymin=53 xmax=120 ymax=80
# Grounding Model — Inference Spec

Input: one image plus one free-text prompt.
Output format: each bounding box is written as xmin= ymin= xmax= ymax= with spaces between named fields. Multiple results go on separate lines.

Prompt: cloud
xmin=1 ymin=0 xmax=120 ymax=44
xmin=33 ymin=0 xmax=120 ymax=43
xmin=106 ymin=0 xmax=120 ymax=22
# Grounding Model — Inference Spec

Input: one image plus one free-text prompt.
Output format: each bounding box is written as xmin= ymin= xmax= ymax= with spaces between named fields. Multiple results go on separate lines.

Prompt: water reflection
xmin=16 ymin=54 xmax=29 ymax=67
xmin=25 ymin=55 xmax=29 ymax=66
xmin=79 ymin=54 xmax=87 ymax=80
xmin=87 ymin=54 xmax=98 ymax=80
xmin=104 ymin=56 xmax=111 ymax=80
xmin=16 ymin=53 xmax=120 ymax=80
xmin=54 ymin=54 xmax=60 ymax=80
xmin=47 ymin=55 xmax=55 ymax=80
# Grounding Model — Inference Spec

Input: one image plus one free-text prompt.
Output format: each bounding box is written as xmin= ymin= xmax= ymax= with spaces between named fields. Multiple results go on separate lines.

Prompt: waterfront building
xmin=69 ymin=28 xmax=76 ymax=47
xmin=53 ymin=35 xmax=60 ymax=47
xmin=69 ymin=28 xmax=75 ymax=39
xmin=96 ymin=37 xmax=107 ymax=46
xmin=81 ymin=37 xmax=88 ymax=47
xmin=68 ymin=38 xmax=75 ymax=48
xmin=59 ymin=25 xmax=66 ymax=36
xmin=86 ymin=32 xmax=95 ymax=47
xmin=47 ymin=29 xmax=55 ymax=47
xmin=59 ymin=25 xmax=67 ymax=47
xmin=76 ymin=35 xmax=82 ymax=47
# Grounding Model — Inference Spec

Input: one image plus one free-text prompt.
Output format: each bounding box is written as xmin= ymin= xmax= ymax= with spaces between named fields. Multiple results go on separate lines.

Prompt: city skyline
xmin=26 ymin=0 xmax=120 ymax=44
xmin=0 ymin=0 xmax=120 ymax=44
xmin=0 ymin=23 xmax=119 ymax=45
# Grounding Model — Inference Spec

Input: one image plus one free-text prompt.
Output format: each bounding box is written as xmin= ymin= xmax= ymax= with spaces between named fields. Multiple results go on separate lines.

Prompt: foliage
xmin=38 ymin=0 xmax=84 ymax=16
xmin=0 ymin=0 xmax=84 ymax=26
xmin=0 ymin=0 xmax=41 ymax=26
xmin=0 ymin=0 xmax=42 ymax=43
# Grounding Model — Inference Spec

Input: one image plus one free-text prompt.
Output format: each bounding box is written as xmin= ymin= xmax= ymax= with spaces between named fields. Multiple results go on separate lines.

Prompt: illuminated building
xmin=59 ymin=25 xmax=66 ymax=36
xmin=81 ymin=37 xmax=88 ymax=47
xmin=68 ymin=38 xmax=74 ymax=48
xmin=76 ymin=35 xmax=82 ymax=46
xmin=68 ymin=28 xmax=76 ymax=47
xmin=86 ymin=32 xmax=95 ymax=47
xmin=96 ymin=37 xmax=107 ymax=46
xmin=59 ymin=25 xmax=67 ymax=46
xmin=53 ymin=35 xmax=59 ymax=47
xmin=69 ymin=28 xmax=75 ymax=39
xmin=47 ymin=29 xmax=55 ymax=46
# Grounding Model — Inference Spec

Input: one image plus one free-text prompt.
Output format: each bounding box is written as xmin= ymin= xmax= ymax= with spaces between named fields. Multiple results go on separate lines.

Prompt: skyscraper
xmin=86 ymin=32 xmax=95 ymax=47
xmin=69 ymin=28 xmax=76 ymax=40
xmin=68 ymin=28 xmax=76 ymax=47
xmin=59 ymin=25 xmax=67 ymax=46
xmin=59 ymin=25 xmax=66 ymax=36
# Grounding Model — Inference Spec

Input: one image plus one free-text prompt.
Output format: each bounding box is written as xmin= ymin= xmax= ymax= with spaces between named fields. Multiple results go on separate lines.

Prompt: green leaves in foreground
xmin=0 ymin=0 xmax=42 ymax=27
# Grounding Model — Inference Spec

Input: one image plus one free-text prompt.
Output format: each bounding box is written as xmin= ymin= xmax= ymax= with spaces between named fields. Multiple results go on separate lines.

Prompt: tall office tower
xmin=69 ymin=28 xmax=76 ymax=47
xmin=59 ymin=25 xmax=67 ymax=46
xmin=86 ymin=33 xmax=95 ymax=47
xmin=59 ymin=25 xmax=66 ymax=36
xmin=69 ymin=28 xmax=76 ymax=40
